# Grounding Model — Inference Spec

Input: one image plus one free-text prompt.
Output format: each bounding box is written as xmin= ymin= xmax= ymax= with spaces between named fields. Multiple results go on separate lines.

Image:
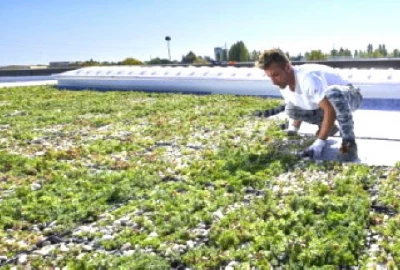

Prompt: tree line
xmin=292 ymin=43 xmax=400 ymax=61
xmin=69 ymin=42 xmax=400 ymax=67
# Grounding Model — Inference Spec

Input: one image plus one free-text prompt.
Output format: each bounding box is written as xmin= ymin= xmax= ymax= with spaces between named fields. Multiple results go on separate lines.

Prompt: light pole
xmin=165 ymin=36 xmax=171 ymax=61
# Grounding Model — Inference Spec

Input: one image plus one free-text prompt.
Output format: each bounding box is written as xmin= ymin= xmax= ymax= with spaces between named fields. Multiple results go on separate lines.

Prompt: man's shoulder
xmin=295 ymin=64 xmax=338 ymax=83
xmin=294 ymin=65 xmax=321 ymax=84
xmin=295 ymin=63 xmax=333 ymax=73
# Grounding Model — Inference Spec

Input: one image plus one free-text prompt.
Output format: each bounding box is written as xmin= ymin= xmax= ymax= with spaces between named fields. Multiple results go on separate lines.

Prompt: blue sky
xmin=1 ymin=0 xmax=399 ymax=66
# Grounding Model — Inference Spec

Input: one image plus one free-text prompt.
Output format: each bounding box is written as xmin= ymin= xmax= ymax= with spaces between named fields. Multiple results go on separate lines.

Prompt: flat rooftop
xmin=1 ymin=76 xmax=399 ymax=166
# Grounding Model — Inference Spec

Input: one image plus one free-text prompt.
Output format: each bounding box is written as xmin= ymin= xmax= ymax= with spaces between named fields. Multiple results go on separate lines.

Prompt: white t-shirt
xmin=280 ymin=64 xmax=350 ymax=110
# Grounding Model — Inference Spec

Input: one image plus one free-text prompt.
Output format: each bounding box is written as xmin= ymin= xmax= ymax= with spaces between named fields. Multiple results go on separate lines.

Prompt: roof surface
xmin=283 ymin=110 xmax=400 ymax=166
xmin=1 ymin=74 xmax=399 ymax=166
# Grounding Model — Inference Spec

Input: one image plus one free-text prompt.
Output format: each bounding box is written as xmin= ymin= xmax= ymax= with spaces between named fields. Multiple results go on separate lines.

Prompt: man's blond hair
xmin=256 ymin=49 xmax=290 ymax=70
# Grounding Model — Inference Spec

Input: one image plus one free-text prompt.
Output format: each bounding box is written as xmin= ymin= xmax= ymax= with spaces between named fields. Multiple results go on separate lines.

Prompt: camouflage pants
xmin=285 ymin=85 xmax=363 ymax=141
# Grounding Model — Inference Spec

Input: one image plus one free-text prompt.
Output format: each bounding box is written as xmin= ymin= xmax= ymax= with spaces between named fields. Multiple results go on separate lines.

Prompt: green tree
xmin=228 ymin=41 xmax=249 ymax=62
xmin=330 ymin=47 xmax=352 ymax=57
xmin=82 ymin=58 xmax=101 ymax=66
xmin=367 ymin=44 xmax=373 ymax=54
xmin=182 ymin=51 xmax=197 ymax=64
xmin=147 ymin=57 xmax=172 ymax=65
xmin=249 ymin=50 xmax=261 ymax=61
xmin=290 ymin=53 xmax=304 ymax=61
xmin=358 ymin=50 xmax=369 ymax=58
xmin=377 ymin=44 xmax=388 ymax=57
xmin=372 ymin=50 xmax=383 ymax=58
xmin=193 ymin=56 xmax=210 ymax=64
xmin=119 ymin=58 xmax=143 ymax=65
xmin=305 ymin=50 xmax=327 ymax=61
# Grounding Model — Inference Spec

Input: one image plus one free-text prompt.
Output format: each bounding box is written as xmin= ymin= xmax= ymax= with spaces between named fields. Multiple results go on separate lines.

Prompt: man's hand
xmin=303 ymin=138 xmax=326 ymax=159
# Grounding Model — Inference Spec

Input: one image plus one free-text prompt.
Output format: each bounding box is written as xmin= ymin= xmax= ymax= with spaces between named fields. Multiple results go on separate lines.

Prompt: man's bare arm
xmin=317 ymin=98 xmax=336 ymax=140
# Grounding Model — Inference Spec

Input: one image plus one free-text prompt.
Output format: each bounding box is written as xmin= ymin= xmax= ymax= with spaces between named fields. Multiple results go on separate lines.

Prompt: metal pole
xmin=167 ymin=41 xmax=171 ymax=61
xmin=165 ymin=36 xmax=171 ymax=61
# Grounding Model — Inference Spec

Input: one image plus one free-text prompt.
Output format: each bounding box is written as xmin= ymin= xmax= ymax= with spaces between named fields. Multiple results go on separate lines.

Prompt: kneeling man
xmin=257 ymin=49 xmax=363 ymax=161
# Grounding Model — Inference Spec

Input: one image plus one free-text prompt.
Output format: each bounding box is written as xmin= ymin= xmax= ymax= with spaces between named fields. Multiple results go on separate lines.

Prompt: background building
xmin=214 ymin=47 xmax=228 ymax=62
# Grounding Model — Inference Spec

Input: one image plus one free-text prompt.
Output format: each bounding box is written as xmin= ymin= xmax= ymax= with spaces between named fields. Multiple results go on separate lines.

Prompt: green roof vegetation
xmin=0 ymin=86 xmax=399 ymax=268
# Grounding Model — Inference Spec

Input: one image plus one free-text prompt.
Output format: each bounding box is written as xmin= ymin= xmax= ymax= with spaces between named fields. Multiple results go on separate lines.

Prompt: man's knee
xmin=285 ymin=104 xmax=323 ymax=124
xmin=325 ymin=86 xmax=344 ymax=101
xmin=284 ymin=102 xmax=297 ymax=119
xmin=325 ymin=85 xmax=362 ymax=112
xmin=285 ymin=105 xmax=308 ymax=120
xmin=285 ymin=107 xmax=298 ymax=119
xmin=349 ymin=87 xmax=363 ymax=111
